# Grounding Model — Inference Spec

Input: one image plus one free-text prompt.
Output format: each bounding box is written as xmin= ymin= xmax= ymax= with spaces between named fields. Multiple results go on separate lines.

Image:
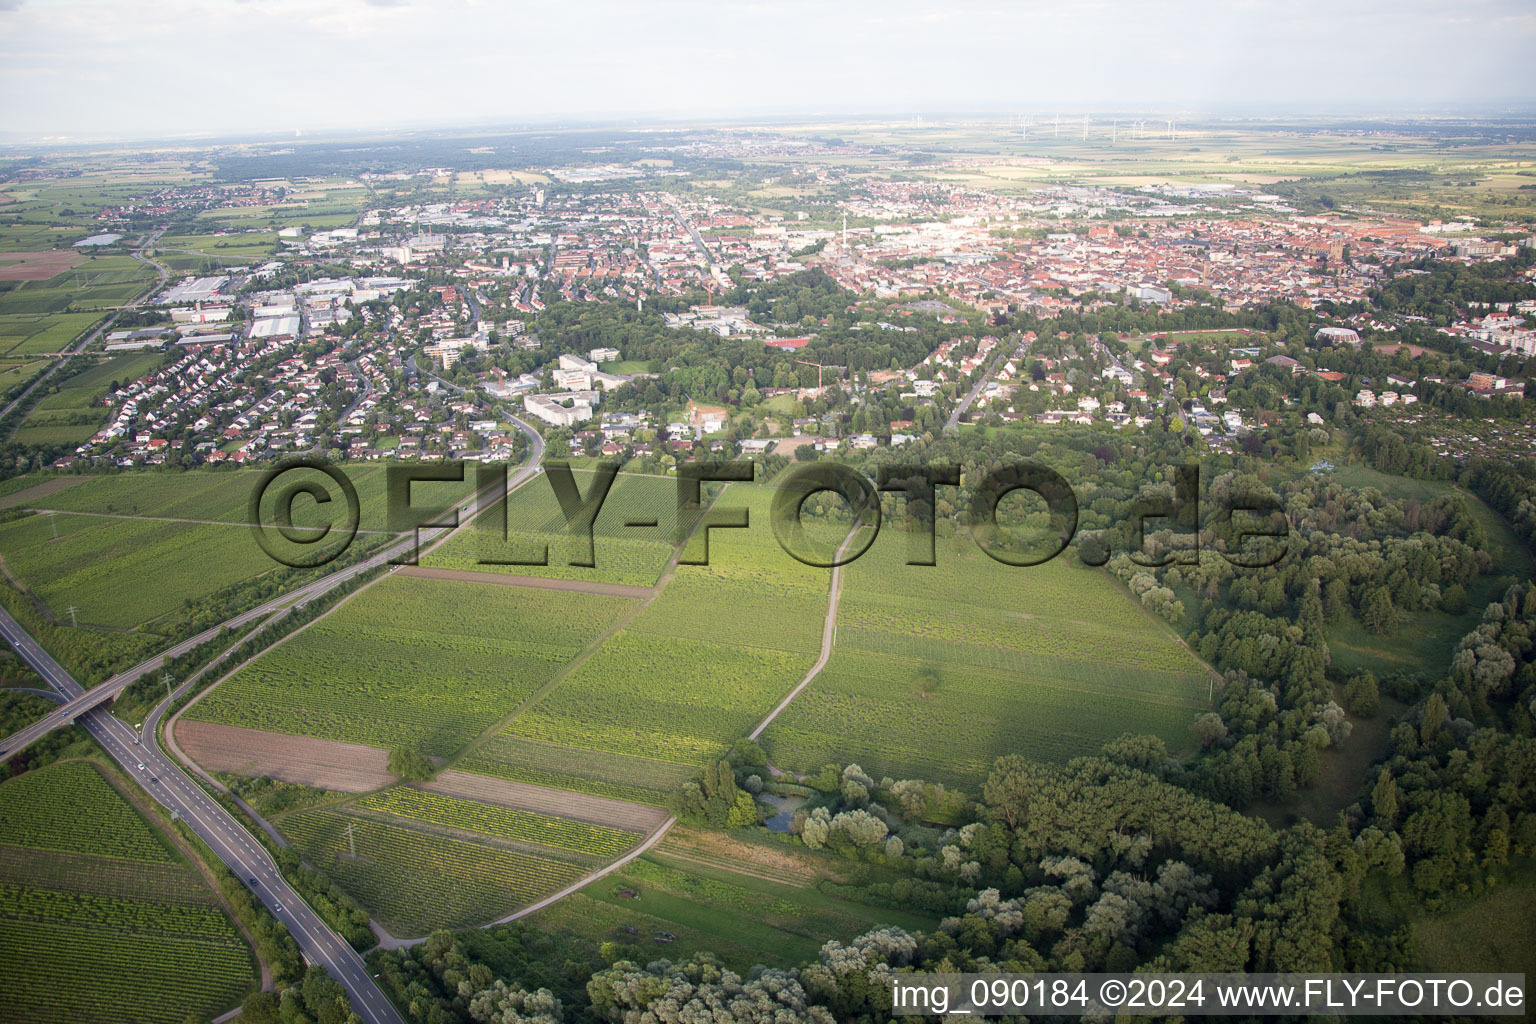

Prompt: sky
xmin=1 ymin=0 xmax=1534 ymax=141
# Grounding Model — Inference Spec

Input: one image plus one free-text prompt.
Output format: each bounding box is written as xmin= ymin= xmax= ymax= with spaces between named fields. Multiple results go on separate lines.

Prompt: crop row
xmin=188 ymin=575 xmax=634 ymax=755
xmin=0 ymin=513 xmax=278 ymax=631
xmin=0 ymin=762 xmax=173 ymax=863
xmin=0 ymin=847 xmax=211 ymax=906
xmin=761 ymin=646 xmax=1207 ymax=787
xmin=0 ymin=920 xmax=254 ymax=1024
xmin=428 ymin=531 xmax=676 ymax=588
xmin=280 ymin=809 xmax=585 ymax=934
xmin=456 ymin=758 xmax=670 ymax=808
xmin=31 ymin=464 xmax=395 ymax=530
xmin=356 ymin=788 xmax=638 ymax=857
xmin=508 ymin=631 xmax=814 ymax=765
xmin=465 ymin=735 xmax=693 ymax=805
xmin=0 ymin=883 xmax=238 ymax=941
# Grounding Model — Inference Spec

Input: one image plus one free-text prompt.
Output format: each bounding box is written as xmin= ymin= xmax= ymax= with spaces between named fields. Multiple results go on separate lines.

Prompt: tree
xmin=1362 ymin=586 xmax=1398 ymax=635
xmin=1192 ymin=712 xmax=1228 ymax=748
xmin=1342 ymin=672 xmax=1380 ymax=717
xmin=1371 ymin=769 xmax=1399 ymax=826
xmin=387 ymin=746 xmax=434 ymax=781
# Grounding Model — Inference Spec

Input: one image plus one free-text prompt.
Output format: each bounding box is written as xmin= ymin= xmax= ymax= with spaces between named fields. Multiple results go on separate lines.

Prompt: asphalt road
xmin=0 ymin=605 xmax=408 ymax=1024
xmin=0 ymin=414 xmax=545 ymax=760
xmin=945 ymin=333 xmax=1027 ymax=432
xmin=0 ymin=414 xmax=546 ymax=1022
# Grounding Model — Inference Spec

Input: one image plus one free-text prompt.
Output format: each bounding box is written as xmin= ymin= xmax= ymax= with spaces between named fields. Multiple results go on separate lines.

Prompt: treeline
xmin=1112 ymin=470 xmax=1502 ymax=808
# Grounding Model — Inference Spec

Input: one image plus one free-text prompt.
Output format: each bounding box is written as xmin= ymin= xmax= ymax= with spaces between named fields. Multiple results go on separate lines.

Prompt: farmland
xmin=6 ymin=463 xmax=402 ymax=530
xmin=353 ymin=787 xmax=640 ymax=858
xmin=459 ymin=735 xmax=694 ymax=807
xmin=0 ymin=762 xmax=257 ymax=1024
xmin=154 ymin=230 xmax=277 ymax=272
xmin=424 ymin=468 xmax=682 ymax=588
xmin=279 ymin=805 xmax=587 ymax=935
xmin=186 ymin=574 xmax=637 ymax=756
xmin=760 ymin=532 xmax=1213 ymax=787
xmin=527 ymin=825 xmax=938 ymax=970
xmin=498 ymin=482 xmax=829 ymax=770
xmin=0 ymin=512 xmax=280 ymax=631
xmin=0 ymin=254 xmax=157 ymax=316
xmin=0 ymin=312 xmax=103 ymax=356
xmin=506 ymin=633 xmax=811 ymax=766
xmin=11 ymin=351 xmax=168 ymax=446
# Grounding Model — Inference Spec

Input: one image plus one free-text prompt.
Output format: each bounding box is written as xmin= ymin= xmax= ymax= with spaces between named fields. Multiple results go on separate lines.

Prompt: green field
xmin=279 ymin=802 xmax=588 ymax=935
xmin=761 ymin=532 xmax=1213 ymax=787
xmin=528 ymin=825 xmax=938 ymax=970
xmin=0 ymin=512 xmax=285 ymax=631
xmin=0 ymin=312 xmax=103 ymax=356
xmin=424 ymin=469 xmax=682 ymax=587
xmin=12 ymin=351 xmax=167 ymax=446
xmin=8 ymin=463 xmax=406 ymax=531
xmin=500 ymin=483 xmax=826 ymax=769
xmin=459 ymin=736 xmax=694 ymax=807
xmin=0 ymin=357 xmax=50 ymax=397
xmin=0 ymin=761 xmax=257 ymax=1024
xmin=352 ymin=787 xmax=640 ymax=858
xmin=154 ymin=230 xmax=277 ymax=271
xmin=0 ymin=255 xmax=156 ymax=316
xmin=1326 ymin=463 xmax=1535 ymax=676
xmin=187 ymin=574 xmax=637 ymax=756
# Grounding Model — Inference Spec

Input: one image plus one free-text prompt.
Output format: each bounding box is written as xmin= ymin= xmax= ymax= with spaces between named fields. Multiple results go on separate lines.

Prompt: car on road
xmin=149 ymin=777 xmax=158 ymax=784
xmin=132 ymin=737 xmax=140 ymax=744
xmin=273 ymin=903 xmax=283 ymax=913
xmin=136 ymin=763 xmax=145 ymax=771
xmin=248 ymin=877 xmax=258 ymax=887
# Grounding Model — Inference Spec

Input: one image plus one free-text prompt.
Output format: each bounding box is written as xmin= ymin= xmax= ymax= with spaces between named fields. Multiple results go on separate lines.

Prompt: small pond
xmin=760 ymin=792 xmax=808 ymax=832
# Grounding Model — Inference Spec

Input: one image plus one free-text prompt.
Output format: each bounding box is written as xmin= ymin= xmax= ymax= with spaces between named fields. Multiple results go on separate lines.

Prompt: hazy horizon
xmin=3 ymin=0 xmax=1534 ymax=142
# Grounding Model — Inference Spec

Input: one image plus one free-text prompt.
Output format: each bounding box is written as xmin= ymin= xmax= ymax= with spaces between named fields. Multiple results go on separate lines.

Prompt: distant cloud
xmin=0 ymin=0 xmax=1531 ymax=137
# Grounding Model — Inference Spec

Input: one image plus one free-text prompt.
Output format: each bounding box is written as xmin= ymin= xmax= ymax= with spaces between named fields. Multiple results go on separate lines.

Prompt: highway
xmin=0 ymin=605 xmax=408 ymax=1024
xmin=0 ymin=415 xmax=546 ymax=1021
xmin=0 ymin=414 xmax=545 ymax=761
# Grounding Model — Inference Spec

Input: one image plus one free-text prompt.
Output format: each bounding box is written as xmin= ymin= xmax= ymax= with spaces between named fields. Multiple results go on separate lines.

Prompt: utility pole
xmin=162 ymin=671 xmax=173 ymax=703
xmin=346 ymin=819 xmax=356 ymax=857
xmin=49 ymin=514 xmax=58 ymax=539
xmin=66 ymin=605 xmax=78 ymax=627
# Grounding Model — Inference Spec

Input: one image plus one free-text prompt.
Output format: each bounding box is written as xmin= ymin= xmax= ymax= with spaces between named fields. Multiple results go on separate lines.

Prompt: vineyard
xmin=760 ymin=534 xmax=1212 ymax=786
xmin=18 ymin=463 xmax=397 ymax=530
xmin=187 ymin=575 xmax=636 ymax=756
xmin=530 ymin=848 xmax=940 ymax=970
xmin=460 ymin=736 xmax=694 ymax=807
xmin=495 ymin=482 xmax=827 ymax=769
xmin=0 ymin=761 xmax=174 ymax=862
xmin=279 ymin=808 xmax=585 ymax=934
xmin=630 ymin=484 xmax=833 ymax=656
xmin=506 ymin=631 xmax=815 ymax=765
xmin=0 ymin=512 xmax=281 ymax=631
xmin=354 ymin=787 xmax=639 ymax=858
xmin=425 ymin=469 xmax=683 ymax=588
xmin=0 ymin=762 xmax=257 ymax=1024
